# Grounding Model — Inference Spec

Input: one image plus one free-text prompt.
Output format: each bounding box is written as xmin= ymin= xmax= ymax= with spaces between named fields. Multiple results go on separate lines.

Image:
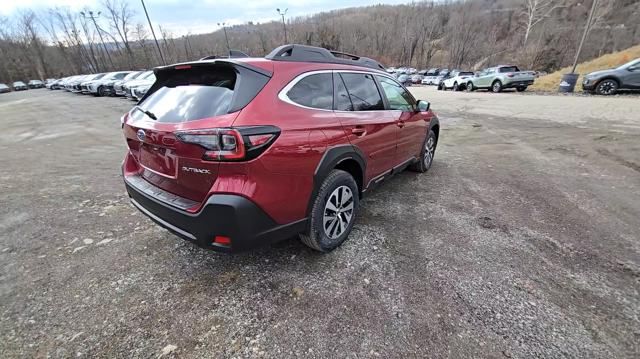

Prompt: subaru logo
xmin=137 ymin=129 xmax=146 ymax=142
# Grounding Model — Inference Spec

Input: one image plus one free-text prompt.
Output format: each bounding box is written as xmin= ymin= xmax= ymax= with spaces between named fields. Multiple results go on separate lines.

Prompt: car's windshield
xmin=124 ymin=72 xmax=142 ymax=80
xmin=618 ymin=59 xmax=640 ymax=69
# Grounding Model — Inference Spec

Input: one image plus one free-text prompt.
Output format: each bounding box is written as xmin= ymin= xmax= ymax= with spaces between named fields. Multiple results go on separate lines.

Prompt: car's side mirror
xmin=417 ymin=100 xmax=430 ymax=112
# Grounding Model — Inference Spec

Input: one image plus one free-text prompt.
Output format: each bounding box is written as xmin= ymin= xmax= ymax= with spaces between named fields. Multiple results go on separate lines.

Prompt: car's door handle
xmin=396 ymin=121 xmax=405 ymax=128
xmin=351 ymin=127 xmax=366 ymax=136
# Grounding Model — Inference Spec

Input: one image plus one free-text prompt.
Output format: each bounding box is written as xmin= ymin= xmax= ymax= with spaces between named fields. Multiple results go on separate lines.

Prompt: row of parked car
xmin=0 ymin=79 xmax=51 ymax=93
xmin=47 ymin=70 xmax=156 ymax=100
xmin=387 ymin=66 xmax=537 ymax=92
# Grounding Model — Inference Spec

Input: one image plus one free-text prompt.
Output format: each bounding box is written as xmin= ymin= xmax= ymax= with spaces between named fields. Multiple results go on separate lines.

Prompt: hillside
xmin=530 ymin=44 xmax=640 ymax=92
xmin=1 ymin=0 xmax=639 ymax=82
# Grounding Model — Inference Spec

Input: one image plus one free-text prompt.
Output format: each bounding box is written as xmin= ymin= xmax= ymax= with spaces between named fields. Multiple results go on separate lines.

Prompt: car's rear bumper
xmin=124 ymin=174 xmax=307 ymax=252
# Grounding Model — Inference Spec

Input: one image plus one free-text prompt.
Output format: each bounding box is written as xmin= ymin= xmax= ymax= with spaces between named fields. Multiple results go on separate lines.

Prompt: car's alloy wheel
xmin=453 ymin=82 xmax=459 ymax=91
xmin=97 ymin=86 xmax=105 ymax=97
xmin=466 ymin=82 xmax=474 ymax=92
xmin=410 ymin=129 xmax=437 ymax=173
xmin=424 ymin=135 xmax=435 ymax=168
xmin=300 ymin=169 xmax=359 ymax=252
xmin=323 ymin=186 xmax=354 ymax=240
xmin=492 ymin=81 xmax=502 ymax=93
xmin=595 ymin=79 xmax=618 ymax=95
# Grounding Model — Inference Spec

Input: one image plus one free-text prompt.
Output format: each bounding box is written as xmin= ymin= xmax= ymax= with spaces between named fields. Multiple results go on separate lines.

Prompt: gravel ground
xmin=1 ymin=88 xmax=638 ymax=358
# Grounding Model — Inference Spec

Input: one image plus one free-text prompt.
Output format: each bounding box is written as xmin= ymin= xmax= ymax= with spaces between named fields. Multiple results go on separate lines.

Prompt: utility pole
xmin=217 ymin=23 xmax=231 ymax=56
xmin=571 ymin=0 xmax=599 ymax=73
xmin=276 ymin=8 xmax=288 ymax=44
xmin=80 ymin=10 xmax=114 ymax=70
xmin=140 ymin=0 xmax=166 ymax=65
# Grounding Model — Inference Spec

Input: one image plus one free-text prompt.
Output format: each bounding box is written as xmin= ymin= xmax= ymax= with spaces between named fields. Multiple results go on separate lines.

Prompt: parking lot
xmin=1 ymin=88 xmax=639 ymax=358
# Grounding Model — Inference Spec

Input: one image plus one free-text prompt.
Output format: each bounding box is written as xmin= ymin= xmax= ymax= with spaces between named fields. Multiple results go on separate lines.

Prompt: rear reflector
xmin=174 ymin=65 xmax=192 ymax=70
xmin=213 ymin=236 xmax=231 ymax=246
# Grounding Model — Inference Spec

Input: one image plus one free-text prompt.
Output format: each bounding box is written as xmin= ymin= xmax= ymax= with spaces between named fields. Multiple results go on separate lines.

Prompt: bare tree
xmin=103 ymin=0 xmax=135 ymax=66
xmin=520 ymin=0 xmax=565 ymax=46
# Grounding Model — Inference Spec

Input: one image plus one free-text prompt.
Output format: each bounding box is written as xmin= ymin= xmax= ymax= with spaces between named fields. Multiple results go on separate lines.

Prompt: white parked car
xmin=438 ymin=70 xmax=476 ymax=91
xmin=421 ymin=68 xmax=441 ymax=85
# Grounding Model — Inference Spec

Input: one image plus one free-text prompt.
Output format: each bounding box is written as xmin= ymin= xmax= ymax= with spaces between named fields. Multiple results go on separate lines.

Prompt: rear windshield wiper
xmin=133 ymin=106 xmax=158 ymax=121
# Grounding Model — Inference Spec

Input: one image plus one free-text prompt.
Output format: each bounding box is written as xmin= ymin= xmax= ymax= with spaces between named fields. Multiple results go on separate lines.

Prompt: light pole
xmin=140 ymin=0 xmax=166 ymax=65
xmin=571 ymin=0 xmax=599 ymax=73
xmin=276 ymin=8 xmax=288 ymax=44
xmin=217 ymin=22 xmax=231 ymax=56
xmin=80 ymin=10 xmax=114 ymax=69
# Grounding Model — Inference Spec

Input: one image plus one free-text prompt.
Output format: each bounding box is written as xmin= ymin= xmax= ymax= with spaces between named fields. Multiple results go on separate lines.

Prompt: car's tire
xmin=594 ymin=78 xmax=618 ymax=96
xmin=453 ymin=82 xmax=459 ymax=91
xmin=97 ymin=86 xmax=106 ymax=97
xmin=466 ymin=81 xmax=475 ymax=92
xmin=410 ymin=129 xmax=437 ymax=173
xmin=300 ymin=169 xmax=359 ymax=252
xmin=491 ymin=80 xmax=503 ymax=93
xmin=516 ymin=86 xmax=527 ymax=92
xmin=437 ymin=83 xmax=444 ymax=91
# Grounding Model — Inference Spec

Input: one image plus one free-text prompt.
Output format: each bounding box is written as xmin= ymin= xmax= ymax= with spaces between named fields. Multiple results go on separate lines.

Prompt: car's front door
xmin=333 ymin=71 xmax=398 ymax=183
xmin=375 ymin=75 xmax=427 ymax=164
xmin=477 ymin=68 xmax=494 ymax=88
xmin=624 ymin=62 xmax=640 ymax=88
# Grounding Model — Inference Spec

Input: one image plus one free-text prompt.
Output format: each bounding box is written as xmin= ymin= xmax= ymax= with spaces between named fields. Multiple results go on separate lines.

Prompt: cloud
xmin=1 ymin=0 xmax=411 ymax=36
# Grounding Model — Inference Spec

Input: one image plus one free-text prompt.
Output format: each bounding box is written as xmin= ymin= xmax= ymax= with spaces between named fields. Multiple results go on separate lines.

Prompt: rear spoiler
xmin=138 ymin=60 xmax=272 ymax=113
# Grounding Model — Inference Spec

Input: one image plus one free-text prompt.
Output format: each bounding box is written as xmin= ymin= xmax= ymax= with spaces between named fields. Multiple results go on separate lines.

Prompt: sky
xmin=0 ymin=0 xmax=411 ymax=36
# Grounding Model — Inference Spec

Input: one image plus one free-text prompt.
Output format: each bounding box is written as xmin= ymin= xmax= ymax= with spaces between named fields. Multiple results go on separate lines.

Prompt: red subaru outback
xmin=122 ymin=44 xmax=439 ymax=252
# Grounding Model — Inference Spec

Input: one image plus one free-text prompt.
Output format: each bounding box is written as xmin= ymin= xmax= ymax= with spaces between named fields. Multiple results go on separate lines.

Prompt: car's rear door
xmin=332 ymin=71 xmax=398 ymax=182
xmin=376 ymin=75 xmax=427 ymax=163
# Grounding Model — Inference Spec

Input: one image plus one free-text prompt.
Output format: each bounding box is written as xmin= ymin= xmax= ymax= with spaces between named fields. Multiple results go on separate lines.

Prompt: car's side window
xmin=376 ymin=76 xmax=415 ymax=112
xmin=286 ymin=73 xmax=333 ymax=110
xmin=333 ymin=73 xmax=354 ymax=111
xmin=339 ymin=73 xmax=384 ymax=111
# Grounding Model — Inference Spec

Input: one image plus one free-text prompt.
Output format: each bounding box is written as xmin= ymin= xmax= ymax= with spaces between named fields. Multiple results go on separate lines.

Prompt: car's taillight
xmin=120 ymin=112 xmax=129 ymax=127
xmin=507 ymin=73 xmax=515 ymax=78
xmin=175 ymin=126 xmax=280 ymax=162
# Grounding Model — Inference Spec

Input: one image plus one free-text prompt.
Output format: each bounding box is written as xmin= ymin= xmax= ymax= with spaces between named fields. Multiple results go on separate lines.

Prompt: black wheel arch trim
xmin=429 ymin=116 xmax=440 ymax=134
xmin=307 ymin=145 xmax=366 ymax=216
xmin=596 ymin=77 xmax=621 ymax=86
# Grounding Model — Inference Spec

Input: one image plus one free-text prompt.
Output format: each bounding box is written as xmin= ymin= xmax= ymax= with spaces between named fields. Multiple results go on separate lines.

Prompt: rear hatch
xmin=123 ymin=61 xmax=271 ymax=203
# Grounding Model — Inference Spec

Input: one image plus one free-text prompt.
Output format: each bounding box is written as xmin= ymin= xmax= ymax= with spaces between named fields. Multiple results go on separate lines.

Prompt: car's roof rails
xmin=265 ymin=44 xmax=386 ymax=71
xmin=199 ymin=50 xmax=250 ymax=61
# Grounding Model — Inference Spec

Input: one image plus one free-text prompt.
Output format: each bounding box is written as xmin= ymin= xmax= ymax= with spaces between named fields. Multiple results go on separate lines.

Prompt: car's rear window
xmin=135 ymin=67 xmax=236 ymax=123
xmin=499 ymin=66 xmax=520 ymax=73
xmin=459 ymin=72 xmax=474 ymax=76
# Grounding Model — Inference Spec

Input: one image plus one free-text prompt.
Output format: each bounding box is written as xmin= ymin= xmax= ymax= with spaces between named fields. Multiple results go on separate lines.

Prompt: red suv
xmin=122 ymin=45 xmax=439 ymax=252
